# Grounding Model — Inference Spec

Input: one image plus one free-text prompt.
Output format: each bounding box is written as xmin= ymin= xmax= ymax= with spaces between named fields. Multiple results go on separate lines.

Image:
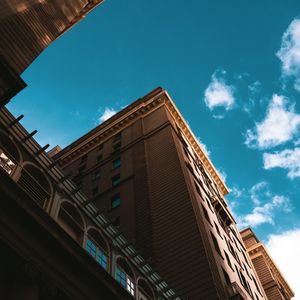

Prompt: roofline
xmin=55 ymin=87 xmax=229 ymax=196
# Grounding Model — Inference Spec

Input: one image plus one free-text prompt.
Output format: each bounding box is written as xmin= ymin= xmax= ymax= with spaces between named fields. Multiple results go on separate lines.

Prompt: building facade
xmin=241 ymin=228 xmax=294 ymax=300
xmin=0 ymin=0 xmax=103 ymax=107
xmin=54 ymin=87 xmax=267 ymax=300
xmin=0 ymin=106 xmax=182 ymax=300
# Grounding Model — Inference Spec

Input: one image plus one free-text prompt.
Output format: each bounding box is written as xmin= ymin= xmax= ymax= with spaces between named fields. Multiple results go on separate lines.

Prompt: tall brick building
xmin=54 ymin=87 xmax=268 ymax=300
xmin=241 ymin=228 xmax=294 ymax=300
xmin=0 ymin=0 xmax=103 ymax=107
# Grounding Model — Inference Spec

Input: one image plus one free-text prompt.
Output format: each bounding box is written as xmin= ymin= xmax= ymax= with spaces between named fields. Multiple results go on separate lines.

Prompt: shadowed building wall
xmin=54 ymin=87 xmax=268 ymax=300
xmin=0 ymin=0 xmax=103 ymax=107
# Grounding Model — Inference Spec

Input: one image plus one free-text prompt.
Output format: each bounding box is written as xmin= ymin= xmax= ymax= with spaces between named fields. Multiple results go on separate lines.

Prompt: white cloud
xmin=277 ymin=17 xmax=300 ymax=91
xmin=263 ymin=147 xmax=300 ymax=178
xmin=249 ymin=181 xmax=268 ymax=205
xmin=98 ymin=107 xmax=117 ymax=123
xmin=245 ymin=94 xmax=300 ymax=149
xmin=204 ymin=70 xmax=235 ymax=111
xmin=237 ymin=195 xmax=290 ymax=228
xmin=266 ymin=229 xmax=300 ymax=299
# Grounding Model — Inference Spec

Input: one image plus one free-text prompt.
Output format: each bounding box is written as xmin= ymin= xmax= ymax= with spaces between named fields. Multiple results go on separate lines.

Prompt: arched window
xmin=116 ymin=258 xmax=135 ymax=296
xmin=57 ymin=201 xmax=84 ymax=243
xmin=0 ymin=132 xmax=20 ymax=175
xmin=19 ymin=164 xmax=51 ymax=207
xmin=85 ymin=228 xmax=109 ymax=271
xmin=138 ymin=279 xmax=155 ymax=300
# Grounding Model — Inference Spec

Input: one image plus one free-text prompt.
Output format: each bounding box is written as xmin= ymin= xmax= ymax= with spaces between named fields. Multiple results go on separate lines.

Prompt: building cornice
xmin=56 ymin=87 xmax=229 ymax=196
xmin=247 ymin=243 xmax=294 ymax=298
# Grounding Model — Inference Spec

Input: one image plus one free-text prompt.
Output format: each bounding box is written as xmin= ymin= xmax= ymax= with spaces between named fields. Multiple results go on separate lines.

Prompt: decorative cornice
xmin=247 ymin=243 xmax=294 ymax=297
xmin=56 ymin=88 xmax=229 ymax=196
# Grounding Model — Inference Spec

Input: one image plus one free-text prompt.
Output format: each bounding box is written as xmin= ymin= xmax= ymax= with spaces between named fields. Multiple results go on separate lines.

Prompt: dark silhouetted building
xmin=241 ymin=228 xmax=294 ymax=300
xmin=0 ymin=0 xmax=104 ymax=107
xmin=54 ymin=87 xmax=268 ymax=300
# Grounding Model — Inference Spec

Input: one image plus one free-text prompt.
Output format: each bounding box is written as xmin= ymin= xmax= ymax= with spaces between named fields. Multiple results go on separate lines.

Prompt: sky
xmin=7 ymin=0 xmax=300 ymax=296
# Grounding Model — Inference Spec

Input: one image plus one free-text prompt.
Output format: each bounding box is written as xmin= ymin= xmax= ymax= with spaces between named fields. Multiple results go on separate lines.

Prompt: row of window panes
xmin=85 ymin=239 xmax=136 ymax=297
xmin=85 ymin=239 xmax=108 ymax=270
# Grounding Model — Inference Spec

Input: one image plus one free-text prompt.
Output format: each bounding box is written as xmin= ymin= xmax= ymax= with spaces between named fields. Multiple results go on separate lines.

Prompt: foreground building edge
xmin=0 ymin=0 xmax=104 ymax=107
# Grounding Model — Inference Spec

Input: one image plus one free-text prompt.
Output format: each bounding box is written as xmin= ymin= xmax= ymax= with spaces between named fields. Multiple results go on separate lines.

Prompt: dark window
xmin=214 ymin=221 xmax=222 ymax=237
xmin=252 ymin=275 xmax=262 ymax=295
xmin=112 ymin=142 xmax=122 ymax=154
xmin=92 ymin=187 xmax=99 ymax=195
xmin=98 ymin=144 xmax=103 ymax=150
xmin=113 ymin=158 xmax=121 ymax=169
xmin=97 ymin=154 xmax=103 ymax=162
xmin=202 ymin=204 xmax=212 ymax=225
xmin=80 ymin=154 xmax=87 ymax=163
xmin=94 ymin=170 xmax=101 ymax=179
xmin=206 ymin=197 xmax=214 ymax=212
xmin=114 ymin=132 xmax=122 ymax=141
xmin=112 ymin=174 xmax=121 ymax=186
xmin=111 ymin=194 xmax=121 ymax=209
xmin=194 ymin=181 xmax=202 ymax=197
xmin=211 ymin=232 xmax=223 ymax=257
xmin=224 ymin=250 xmax=233 ymax=270
xmin=113 ymin=216 xmax=120 ymax=228
xmin=78 ymin=165 xmax=86 ymax=174
xmin=222 ymin=268 xmax=231 ymax=286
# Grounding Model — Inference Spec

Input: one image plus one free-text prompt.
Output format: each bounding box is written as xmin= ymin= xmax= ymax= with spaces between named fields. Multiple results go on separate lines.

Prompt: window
xmin=112 ymin=174 xmax=121 ymax=186
xmin=98 ymin=144 xmax=103 ymax=151
xmin=113 ymin=158 xmax=121 ymax=169
xmin=252 ymin=275 xmax=262 ymax=295
xmin=116 ymin=268 xmax=134 ymax=296
xmin=92 ymin=187 xmax=99 ymax=195
xmin=111 ymin=194 xmax=121 ymax=209
xmin=194 ymin=181 xmax=202 ymax=198
xmin=113 ymin=216 xmax=120 ymax=228
xmin=97 ymin=249 xmax=108 ymax=270
xmin=206 ymin=197 xmax=214 ymax=212
xmin=113 ymin=142 xmax=122 ymax=152
xmin=211 ymin=232 xmax=223 ymax=257
xmin=222 ymin=268 xmax=231 ymax=286
xmin=214 ymin=221 xmax=222 ymax=237
xmin=85 ymin=239 xmax=108 ymax=270
xmin=114 ymin=132 xmax=122 ymax=141
xmin=202 ymin=204 xmax=212 ymax=225
xmin=0 ymin=148 xmax=16 ymax=175
xmin=97 ymin=154 xmax=103 ymax=162
xmin=80 ymin=154 xmax=87 ymax=163
xmin=86 ymin=239 xmax=97 ymax=258
xmin=78 ymin=165 xmax=86 ymax=174
xmin=224 ymin=250 xmax=233 ymax=270
xmin=94 ymin=170 xmax=101 ymax=179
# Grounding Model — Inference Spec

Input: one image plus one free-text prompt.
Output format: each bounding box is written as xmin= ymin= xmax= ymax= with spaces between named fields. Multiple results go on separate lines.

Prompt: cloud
xmin=248 ymin=81 xmax=261 ymax=94
xmin=204 ymin=70 xmax=235 ymax=111
xmin=245 ymin=94 xmax=300 ymax=149
xmin=98 ymin=107 xmax=117 ymax=123
xmin=277 ymin=17 xmax=300 ymax=91
xmin=237 ymin=195 xmax=290 ymax=228
xmin=266 ymin=228 xmax=300 ymax=299
xmin=263 ymin=147 xmax=300 ymax=178
xmin=249 ymin=181 xmax=269 ymax=205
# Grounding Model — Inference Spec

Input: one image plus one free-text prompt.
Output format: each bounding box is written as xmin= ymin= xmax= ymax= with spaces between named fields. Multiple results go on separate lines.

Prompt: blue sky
xmin=7 ymin=0 xmax=300 ymax=294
